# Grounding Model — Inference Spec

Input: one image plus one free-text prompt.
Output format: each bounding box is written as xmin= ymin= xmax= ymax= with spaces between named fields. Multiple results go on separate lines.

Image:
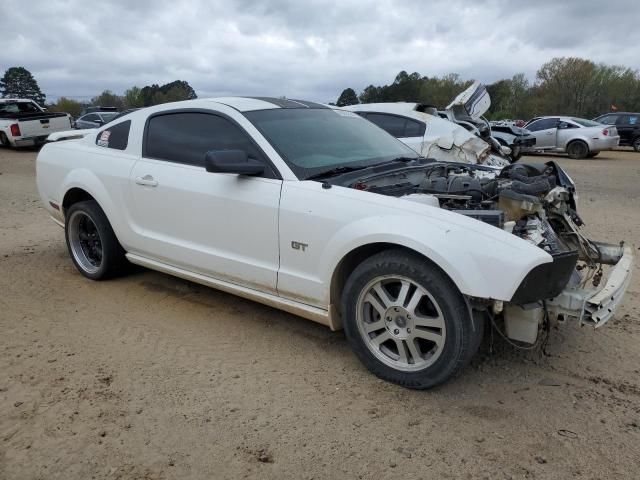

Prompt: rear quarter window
xmin=95 ymin=120 xmax=131 ymax=150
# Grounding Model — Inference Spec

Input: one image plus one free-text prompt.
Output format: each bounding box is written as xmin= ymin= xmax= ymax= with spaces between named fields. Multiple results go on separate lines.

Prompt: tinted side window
xmin=404 ymin=118 xmax=426 ymax=137
xmin=366 ymin=113 xmax=407 ymax=137
xmin=96 ymin=120 xmax=131 ymax=150
xmin=83 ymin=114 xmax=99 ymax=122
xmin=616 ymin=114 xmax=639 ymax=125
xmin=527 ymin=118 xmax=558 ymax=131
xmin=145 ymin=113 xmax=265 ymax=167
xmin=597 ymin=114 xmax=617 ymax=125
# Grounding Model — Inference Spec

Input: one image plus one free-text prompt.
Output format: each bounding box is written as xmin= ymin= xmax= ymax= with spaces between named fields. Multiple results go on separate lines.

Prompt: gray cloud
xmin=1 ymin=0 xmax=638 ymax=103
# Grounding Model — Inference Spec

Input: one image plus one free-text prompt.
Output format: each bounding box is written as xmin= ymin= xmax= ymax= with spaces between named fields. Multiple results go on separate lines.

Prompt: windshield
xmin=106 ymin=108 xmax=139 ymax=124
xmin=244 ymin=108 xmax=418 ymax=179
xmin=99 ymin=112 xmax=119 ymax=122
xmin=571 ymin=117 xmax=601 ymax=127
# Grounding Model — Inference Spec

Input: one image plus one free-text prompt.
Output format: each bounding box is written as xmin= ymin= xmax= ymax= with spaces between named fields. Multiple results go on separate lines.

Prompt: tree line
xmin=50 ymin=80 xmax=197 ymax=118
xmin=0 ymin=66 xmax=197 ymax=118
xmin=5 ymin=57 xmax=640 ymax=121
xmin=336 ymin=57 xmax=640 ymax=120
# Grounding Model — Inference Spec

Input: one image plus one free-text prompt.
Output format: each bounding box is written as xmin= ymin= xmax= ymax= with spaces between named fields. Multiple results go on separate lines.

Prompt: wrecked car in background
xmin=437 ymin=81 xmax=535 ymax=162
xmin=490 ymin=123 xmax=536 ymax=161
xmin=346 ymin=102 xmax=511 ymax=167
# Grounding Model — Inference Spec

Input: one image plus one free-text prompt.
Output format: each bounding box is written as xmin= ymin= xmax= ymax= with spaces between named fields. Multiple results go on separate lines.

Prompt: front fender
xmin=320 ymin=214 xmax=551 ymax=302
xmin=278 ymin=182 xmax=553 ymax=308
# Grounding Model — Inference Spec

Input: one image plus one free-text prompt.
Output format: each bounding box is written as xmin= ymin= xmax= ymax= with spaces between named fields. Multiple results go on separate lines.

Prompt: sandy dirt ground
xmin=1 ymin=147 xmax=639 ymax=479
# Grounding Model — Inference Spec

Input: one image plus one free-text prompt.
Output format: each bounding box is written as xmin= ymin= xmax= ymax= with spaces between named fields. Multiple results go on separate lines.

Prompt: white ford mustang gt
xmin=36 ymin=97 xmax=633 ymax=388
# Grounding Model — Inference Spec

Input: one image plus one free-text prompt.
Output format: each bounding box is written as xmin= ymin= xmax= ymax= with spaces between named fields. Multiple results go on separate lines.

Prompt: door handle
xmin=135 ymin=175 xmax=158 ymax=187
xmin=546 ymin=131 xmax=553 ymax=135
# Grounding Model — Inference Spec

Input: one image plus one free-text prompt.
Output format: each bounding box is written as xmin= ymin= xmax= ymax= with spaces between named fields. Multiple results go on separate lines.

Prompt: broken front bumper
xmin=546 ymin=245 xmax=634 ymax=327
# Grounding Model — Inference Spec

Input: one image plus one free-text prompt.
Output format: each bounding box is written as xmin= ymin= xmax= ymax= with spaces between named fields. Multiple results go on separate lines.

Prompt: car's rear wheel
xmin=633 ymin=137 xmax=640 ymax=152
xmin=0 ymin=132 xmax=9 ymax=147
xmin=65 ymin=200 xmax=127 ymax=280
xmin=342 ymin=249 xmax=481 ymax=389
xmin=566 ymin=140 xmax=589 ymax=159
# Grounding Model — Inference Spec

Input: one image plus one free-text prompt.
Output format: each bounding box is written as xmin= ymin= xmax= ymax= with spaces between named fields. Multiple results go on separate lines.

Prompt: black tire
xmin=633 ymin=137 xmax=640 ymax=152
xmin=64 ymin=200 xmax=128 ymax=280
xmin=587 ymin=151 xmax=600 ymax=158
xmin=341 ymin=249 xmax=481 ymax=389
xmin=566 ymin=140 xmax=589 ymax=159
xmin=0 ymin=132 xmax=9 ymax=148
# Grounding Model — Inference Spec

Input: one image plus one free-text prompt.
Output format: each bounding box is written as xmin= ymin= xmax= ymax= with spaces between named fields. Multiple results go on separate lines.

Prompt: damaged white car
xmin=36 ymin=97 xmax=633 ymax=389
xmin=346 ymin=100 xmax=511 ymax=168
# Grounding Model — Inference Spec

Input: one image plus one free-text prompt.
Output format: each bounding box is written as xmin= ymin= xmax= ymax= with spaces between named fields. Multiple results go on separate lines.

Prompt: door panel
xmin=527 ymin=118 xmax=559 ymax=149
xmin=128 ymin=159 xmax=282 ymax=293
xmin=616 ymin=115 xmax=637 ymax=144
xmin=531 ymin=128 xmax=556 ymax=149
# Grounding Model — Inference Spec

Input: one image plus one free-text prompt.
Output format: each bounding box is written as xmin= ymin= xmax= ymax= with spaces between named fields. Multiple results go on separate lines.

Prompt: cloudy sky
xmin=2 ymin=0 xmax=638 ymax=103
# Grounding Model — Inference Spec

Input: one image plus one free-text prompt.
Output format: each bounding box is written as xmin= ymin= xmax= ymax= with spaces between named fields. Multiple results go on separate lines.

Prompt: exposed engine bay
xmin=341 ymin=160 xmax=633 ymax=345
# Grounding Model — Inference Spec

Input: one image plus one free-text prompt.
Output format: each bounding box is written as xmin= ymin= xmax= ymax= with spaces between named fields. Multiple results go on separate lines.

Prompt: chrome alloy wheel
xmin=68 ymin=210 xmax=103 ymax=274
xmin=356 ymin=275 xmax=446 ymax=371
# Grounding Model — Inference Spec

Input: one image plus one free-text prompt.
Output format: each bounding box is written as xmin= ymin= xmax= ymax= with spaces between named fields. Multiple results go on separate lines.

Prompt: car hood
xmin=445 ymin=81 xmax=491 ymax=120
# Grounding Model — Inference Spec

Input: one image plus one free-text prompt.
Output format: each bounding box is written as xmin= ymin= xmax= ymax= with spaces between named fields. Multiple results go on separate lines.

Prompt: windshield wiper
xmin=305 ymin=157 xmax=418 ymax=181
xmin=378 ymin=156 xmax=417 ymax=165
xmin=305 ymin=165 xmax=369 ymax=180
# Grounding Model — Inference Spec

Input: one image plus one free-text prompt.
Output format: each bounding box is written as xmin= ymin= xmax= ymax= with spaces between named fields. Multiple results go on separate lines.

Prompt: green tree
xmin=486 ymin=73 xmax=532 ymax=119
xmin=91 ymin=90 xmax=124 ymax=109
xmin=346 ymin=58 xmax=640 ymax=121
xmin=123 ymin=86 xmax=144 ymax=108
xmin=359 ymin=85 xmax=384 ymax=103
xmin=140 ymin=80 xmax=197 ymax=106
xmin=0 ymin=67 xmax=46 ymax=105
xmin=336 ymin=88 xmax=359 ymax=106
xmin=48 ymin=97 xmax=83 ymax=117
xmin=509 ymin=73 xmax=531 ymax=119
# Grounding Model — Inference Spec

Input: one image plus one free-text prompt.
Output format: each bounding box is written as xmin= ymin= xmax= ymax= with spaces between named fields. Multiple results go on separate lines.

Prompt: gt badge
xmin=291 ymin=241 xmax=308 ymax=252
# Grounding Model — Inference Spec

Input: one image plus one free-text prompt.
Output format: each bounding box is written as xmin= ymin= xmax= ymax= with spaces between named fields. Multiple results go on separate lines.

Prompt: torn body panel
xmin=328 ymin=158 xmax=633 ymax=345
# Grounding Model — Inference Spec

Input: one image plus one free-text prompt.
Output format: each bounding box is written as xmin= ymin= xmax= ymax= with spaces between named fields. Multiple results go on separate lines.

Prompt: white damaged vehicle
xmin=36 ymin=97 xmax=633 ymax=389
xmin=346 ymin=101 xmax=510 ymax=167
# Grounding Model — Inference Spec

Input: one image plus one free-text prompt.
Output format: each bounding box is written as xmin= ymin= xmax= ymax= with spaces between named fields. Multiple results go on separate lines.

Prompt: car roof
xmin=210 ymin=97 xmax=329 ymax=112
xmin=117 ymin=97 xmax=331 ymax=114
xmin=345 ymin=102 xmax=421 ymax=115
xmin=529 ymin=116 xmax=586 ymax=122
xmin=596 ymin=112 xmax=639 ymax=115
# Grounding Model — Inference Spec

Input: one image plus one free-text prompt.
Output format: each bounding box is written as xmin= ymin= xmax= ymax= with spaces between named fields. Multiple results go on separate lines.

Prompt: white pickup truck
xmin=0 ymin=98 xmax=72 ymax=147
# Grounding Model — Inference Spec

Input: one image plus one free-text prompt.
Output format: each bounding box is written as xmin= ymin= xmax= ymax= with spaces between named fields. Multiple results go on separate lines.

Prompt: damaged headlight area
xmin=345 ymin=160 xmax=634 ymax=345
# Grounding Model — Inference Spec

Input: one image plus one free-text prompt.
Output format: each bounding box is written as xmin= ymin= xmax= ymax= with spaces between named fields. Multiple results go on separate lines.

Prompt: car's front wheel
xmin=342 ymin=249 xmax=481 ymax=389
xmin=65 ymin=200 xmax=128 ymax=280
xmin=633 ymin=137 xmax=640 ymax=152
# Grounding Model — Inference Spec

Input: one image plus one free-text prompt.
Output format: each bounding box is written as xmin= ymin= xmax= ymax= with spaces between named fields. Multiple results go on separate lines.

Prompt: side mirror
xmin=94 ymin=120 xmax=104 ymax=126
xmin=204 ymin=149 xmax=264 ymax=176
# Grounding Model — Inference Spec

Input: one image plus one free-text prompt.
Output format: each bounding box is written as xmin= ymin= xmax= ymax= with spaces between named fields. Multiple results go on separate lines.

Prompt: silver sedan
xmin=524 ymin=116 xmax=619 ymax=159
xmin=74 ymin=111 xmax=119 ymax=130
